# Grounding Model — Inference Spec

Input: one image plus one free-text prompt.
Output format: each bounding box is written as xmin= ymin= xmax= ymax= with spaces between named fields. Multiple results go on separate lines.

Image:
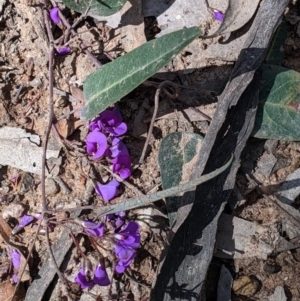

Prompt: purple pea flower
xmin=75 ymin=262 xmax=110 ymax=288
xmin=105 ymin=211 xmax=126 ymax=229
xmin=110 ymin=138 xmax=129 ymax=158
xmin=95 ymin=179 xmax=120 ymax=202
xmin=212 ymin=9 xmax=224 ymax=22
xmin=83 ymin=222 xmax=105 ymax=238
xmin=99 ymin=109 xmax=127 ymax=136
xmin=114 ymin=244 xmax=136 ymax=273
xmin=82 ymin=220 xmax=102 ymax=229
xmin=115 ymin=221 xmax=140 ymax=249
xmin=10 ymin=249 xmax=21 ymax=270
xmin=12 ymin=274 xmax=19 ymax=283
xmin=111 ymin=155 xmax=131 ymax=180
xmin=50 ymin=7 xmax=60 ymax=24
xmin=12 ymin=214 xmax=35 ymax=235
xmin=55 ymin=47 xmax=71 ymax=56
xmin=113 ymin=222 xmax=140 ymax=273
xmin=20 ymin=215 xmax=34 ymax=227
xmin=115 ymin=216 xmax=125 ymax=228
xmin=89 ymin=116 xmax=102 ymax=132
xmin=86 ymin=131 xmax=108 ymax=159
xmin=75 ymin=269 xmax=94 ymax=289
xmin=93 ymin=263 xmax=110 ymax=286
xmin=10 ymin=249 xmax=21 ymax=283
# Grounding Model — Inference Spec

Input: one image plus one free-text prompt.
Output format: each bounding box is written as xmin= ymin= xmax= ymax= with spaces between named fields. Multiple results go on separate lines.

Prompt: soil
xmin=0 ymin=0 xmax=300 ymax=300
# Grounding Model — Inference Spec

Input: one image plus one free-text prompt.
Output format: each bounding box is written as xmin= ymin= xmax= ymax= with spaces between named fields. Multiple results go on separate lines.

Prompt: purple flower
xmin=114 ymin=244 xmax=136 ymax=273
xmin=95 ymin=179 xmax=120 ymax=202
xmin=115 ymin=217 xmax=125 ymax=228
xmin=113 ymin=222 xmax=140 ymax=273
xmin=93 ymin=263 xmax=110 ymax=286
xmin=99 ymin=109 xmax=127 ymax=136
xmin=75 ymin=269 xmax=94 ymax=289
xmin=86 ymin=131 xmax=108 ymax=159
xmin=10 ymin=249 xmax=21 ymax=270
xmin=212 ymin=9 xmax=224 ymax=22
xmin=105 ymin=211 xmax=126 ymax=229
xmin=115 ymin=221 xmax=140 ymax=249
xmin=75 ymin=261 xmax=110 ymax=289
xmin=110 ymin=138 xmax=129 ymax=158
xmin=82 ymin=220 xmax=102 ymax=229
xmin=55 ymin=47 xmax=71 ymax=56
xmin=89 ymin=117 xmax=102 ymax=132
xmin=50 ymin=7 xmax=60 ymax=24
xmin=20 ymin=215 xmax=34 ymax=227
xmin=112 ymin=155 xmax=131 ymax=179
xmin=12 ymin=274 xmax=18 ymax=283
xmin=12 ymin=214 xmax=35 ymax=235
xmin=83 ymin=222 xmax=105 ymax=237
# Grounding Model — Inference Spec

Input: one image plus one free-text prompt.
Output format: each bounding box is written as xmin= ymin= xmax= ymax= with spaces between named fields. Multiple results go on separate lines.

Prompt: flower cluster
xmin=114 ymin=221 xmax=140 ymax=273
xmin=75 ymin=261 xmax=110 ymax=289
xmin=74 ymin=220 xmax=140 ymax=288
xmin=86 ymin=108 xmax=131 ymax=202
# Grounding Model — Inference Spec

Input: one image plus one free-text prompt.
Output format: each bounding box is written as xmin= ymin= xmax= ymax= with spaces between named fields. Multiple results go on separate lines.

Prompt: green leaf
xmin=265 ymin=20 xmax=287 ymax=65
xmin=158 ymin=132 xmax=203 ymax=225
xmin=253 ymin=64 xmax=300 ymax=141
xmin=81 ymin=26 xmax=201 ymax=121
xmin=62 ymin=0 xmax=126 ymax=17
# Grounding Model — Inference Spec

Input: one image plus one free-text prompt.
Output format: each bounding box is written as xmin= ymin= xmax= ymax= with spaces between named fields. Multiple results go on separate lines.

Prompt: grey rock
xmin=45 ymin=178 xmax=60 ymax=196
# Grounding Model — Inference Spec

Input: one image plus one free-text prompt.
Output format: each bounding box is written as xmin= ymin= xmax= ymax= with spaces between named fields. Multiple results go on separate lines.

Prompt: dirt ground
xmin=1 ymin=0 xmax=300 ymax=300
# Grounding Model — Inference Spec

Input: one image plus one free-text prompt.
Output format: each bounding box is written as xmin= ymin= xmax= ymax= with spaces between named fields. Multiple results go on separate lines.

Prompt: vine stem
xmin=41 ymin=0 xmax=69 ymax=288
xmin=50 ymin=0 xmax=102 ymax=68
xmin=139 ymin=81 xmax=179 ymax=163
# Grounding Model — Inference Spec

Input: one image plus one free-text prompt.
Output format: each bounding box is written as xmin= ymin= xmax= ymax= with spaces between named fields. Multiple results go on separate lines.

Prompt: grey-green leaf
xmin=95 ymin=155 xmax=233 ymax=217
xmin=158 ymin=132 xmax=203 ymax=225
xmin=81 ymin=26 xmax=201 ymax=121
xmin=253 ymin=64 xmax=300 ymax=141
xmin=62 ymin=0 xmax=126 ymax=17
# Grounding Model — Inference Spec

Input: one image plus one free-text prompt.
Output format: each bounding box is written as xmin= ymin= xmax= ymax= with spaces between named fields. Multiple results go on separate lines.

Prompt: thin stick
xmin=139 ymin=81 xmax=179 ymax=163
xmin=41 ymin=0 xmax=69 ymax=288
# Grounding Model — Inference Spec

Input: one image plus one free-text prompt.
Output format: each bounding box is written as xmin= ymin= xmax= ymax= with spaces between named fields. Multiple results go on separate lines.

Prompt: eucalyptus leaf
xmin=253 ymin=64 xmax=300 ymax=141
xmin=95 ymin=155 xmax=233 ymax=216
xmin=81 ymin=26 xmax=201 ymax=121
xmin=158 ymin=132 xmax=203 ymax=225
xmin=62 ymin=0 xmax=126 ymax=17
